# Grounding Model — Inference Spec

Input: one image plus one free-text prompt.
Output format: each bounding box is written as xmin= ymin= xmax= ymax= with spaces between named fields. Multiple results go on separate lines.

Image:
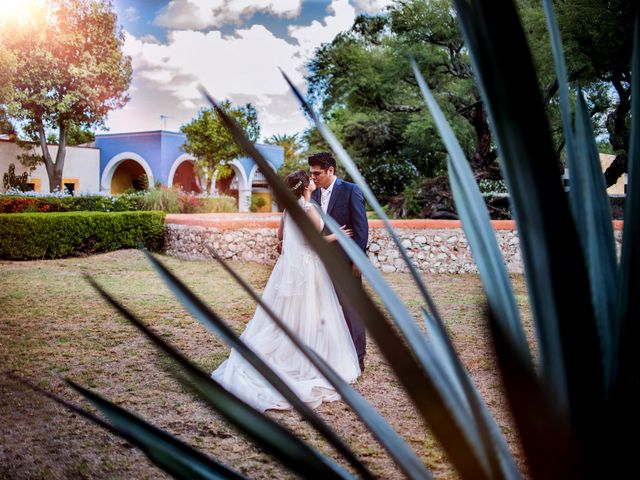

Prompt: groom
xmin=309 ymin=152 xmax=368 ymax=371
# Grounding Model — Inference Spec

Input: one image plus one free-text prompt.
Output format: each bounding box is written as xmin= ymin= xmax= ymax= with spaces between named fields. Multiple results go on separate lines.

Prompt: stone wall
xmin=164 ymin=215 xmax=624 ymax=274
xmin=165 ymin=214 xmax=622 ymax=273
xmin=165 ymin=223 xmax=281 ymax=264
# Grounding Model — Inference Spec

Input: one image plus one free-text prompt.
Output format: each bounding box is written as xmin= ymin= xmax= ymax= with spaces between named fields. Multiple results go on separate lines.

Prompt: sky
xmin=106 ymin=0 xmax=393 ymax=141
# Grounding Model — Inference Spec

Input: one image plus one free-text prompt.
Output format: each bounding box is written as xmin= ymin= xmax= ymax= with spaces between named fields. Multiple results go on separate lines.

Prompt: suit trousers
xmin=335 ymin=271 xmax=366 ymax=363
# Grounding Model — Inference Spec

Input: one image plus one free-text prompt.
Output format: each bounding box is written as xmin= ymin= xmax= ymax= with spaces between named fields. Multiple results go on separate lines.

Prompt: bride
xmin=211 ymin=170 xmax=361 ymax=412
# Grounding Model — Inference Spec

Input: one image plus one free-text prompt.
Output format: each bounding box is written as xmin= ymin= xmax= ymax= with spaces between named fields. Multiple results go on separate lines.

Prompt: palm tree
xmin=265 ymin=133 xmax=306 ymax=177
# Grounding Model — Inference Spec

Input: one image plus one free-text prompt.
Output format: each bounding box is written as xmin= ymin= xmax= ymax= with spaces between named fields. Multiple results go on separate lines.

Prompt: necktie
xmin=321 ymin=188 xmax=330 ymax=212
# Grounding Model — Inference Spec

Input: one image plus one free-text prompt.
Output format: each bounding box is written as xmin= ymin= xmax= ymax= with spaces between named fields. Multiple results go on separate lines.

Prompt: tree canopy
xmin=180 ymin=101 xmax=260 ymax=194
xmin=306 ymin=0 xmax=634 ymax=214
xmin=0 ymin=0 xmax=132 ymax=192
xmin=306 ymin=0 xmax=495 ymax=204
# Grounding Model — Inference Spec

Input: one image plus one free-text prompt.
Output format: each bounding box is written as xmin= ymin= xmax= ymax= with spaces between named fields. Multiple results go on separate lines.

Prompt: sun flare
xmin=0 ymin=0 xmax=47 ymax=26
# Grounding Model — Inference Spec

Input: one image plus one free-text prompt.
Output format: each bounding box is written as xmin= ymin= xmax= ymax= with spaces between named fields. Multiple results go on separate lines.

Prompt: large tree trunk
xmin=461 ymin=102 xmax=499 ymax=180
xmin=603 ymin=74 xmax=631 ymax=188
xmin=37 ymin=120 xmax=68 ymax=192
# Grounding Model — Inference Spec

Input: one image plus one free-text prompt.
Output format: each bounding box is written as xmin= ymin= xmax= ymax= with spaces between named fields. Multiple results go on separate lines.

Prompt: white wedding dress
xmin=211 ymin=198 xmax=361 ymax=412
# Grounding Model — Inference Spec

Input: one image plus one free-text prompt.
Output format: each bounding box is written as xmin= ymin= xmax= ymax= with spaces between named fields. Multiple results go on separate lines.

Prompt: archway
xmin=110 ymin=160 xmax=147 ymax=193
xmin=248 ymin=163 xmax=276 ymax=212
xmin=101 ymin=152 xmax=154 ymax=194
xmin=212 ymin=159 xmax=250 ymax=211
xmin=250 ymin=167 xmax=272 ymax=212
xmin=168 ymin=154 xmax=201 ymax=193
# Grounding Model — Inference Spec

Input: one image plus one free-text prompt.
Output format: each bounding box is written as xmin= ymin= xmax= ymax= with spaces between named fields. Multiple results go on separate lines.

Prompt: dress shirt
xmin=320 ymin=177 xmax=337 ymax=213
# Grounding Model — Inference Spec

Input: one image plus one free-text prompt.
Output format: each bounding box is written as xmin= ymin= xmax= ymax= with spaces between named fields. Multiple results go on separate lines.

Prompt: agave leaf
xmin=319 ymin=208 xmax=521 ymax=479
xmin=409 ymin=55 xmax=530 ymax=360
xmin=279 ymin=70 xmax=447 ymax=340
xmin=66 ymin=380 xmax=248 ymax=480
xmin=201 ymin=88 xmax=493 ymax=478
xmin=11 ymin=374 xmax=246 ymax=480
xmin=418 ymin=306 xmax=522 ymax=479
xmin=139 ymin=251 xmax=372 ymax=480
xmin=206 ymin=248 xmax=432 ymax=480
xmin=574 ymin=90 xmax=617 ymax=389
xmin=485 ymin=307 xmax=583 ymax=479
xmin=452 ymin=0 xmax=604 ymax=431
xmin=614 ymin=14 xmax=640 ymax=409
xmin=541 ymin=0 xmax=582 ymax=229
xmin=87 ymin=276 xmax=354 ymax=480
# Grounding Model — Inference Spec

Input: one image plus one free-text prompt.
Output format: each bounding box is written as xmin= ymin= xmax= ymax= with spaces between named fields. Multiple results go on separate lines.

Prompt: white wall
xmin=0 ymin=140 xmax=100 ymax=194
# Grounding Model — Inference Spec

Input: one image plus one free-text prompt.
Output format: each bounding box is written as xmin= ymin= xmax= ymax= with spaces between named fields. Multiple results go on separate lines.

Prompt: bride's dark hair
xmin=285 ymin=170 xmax=309 ymax=198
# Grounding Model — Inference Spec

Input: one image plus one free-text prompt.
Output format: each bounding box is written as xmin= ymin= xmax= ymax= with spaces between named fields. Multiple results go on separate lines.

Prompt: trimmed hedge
xmin=0 ymin=193 xmax=237 ymax=214
xmin=0 ymin=195 xmax=145 ymax=213
xmin=0 ymin=211 xmax=166 ymax=260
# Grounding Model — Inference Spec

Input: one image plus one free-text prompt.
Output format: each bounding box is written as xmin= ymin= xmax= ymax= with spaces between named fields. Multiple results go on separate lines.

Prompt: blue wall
xmin=95 ymin=130 xmax=284 ymax=188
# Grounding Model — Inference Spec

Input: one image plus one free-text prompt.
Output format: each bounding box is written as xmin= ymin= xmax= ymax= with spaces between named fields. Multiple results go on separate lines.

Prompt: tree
xmin=0 ymin=0 xmax=132 ymax=192
xmin=519 ymin=0 xmax=635 ymax=185
xmin=45 ymin=123 xmax=96 ymax=146
xmin=180 ymin=101 xmax=260 ymax=194
xmin=306 ymin=0 xmax=496 ymax=206
xmin=265 ymin=133 xmax=306 ymax=178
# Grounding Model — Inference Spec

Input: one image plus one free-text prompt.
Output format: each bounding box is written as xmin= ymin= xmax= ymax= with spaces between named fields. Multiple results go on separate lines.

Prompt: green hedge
xmin=0 ymin=194 xmax=144 ymax=213
xmin=0 ymin=192 xmax=237 ymax=214
xmin=0 ymin=211 xmax=166 ymax=260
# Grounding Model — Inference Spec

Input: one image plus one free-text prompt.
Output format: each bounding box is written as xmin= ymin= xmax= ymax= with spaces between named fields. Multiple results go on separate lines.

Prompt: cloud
xmin=154 ymin=0 xmax=302 ymax=30
xmin=288 ymin=0 xmax=356 ymax=61
xmin=124 ymin=6 xmax=139 ymax=22
xmin=352 ymin=0 xmax=394 ymax=14
xmin=112 ymin=0 xmax=371 ymax=138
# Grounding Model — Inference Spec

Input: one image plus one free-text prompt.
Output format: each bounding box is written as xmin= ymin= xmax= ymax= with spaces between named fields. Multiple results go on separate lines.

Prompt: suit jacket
xmin=312 ymin=178 xmax=368 ymax=254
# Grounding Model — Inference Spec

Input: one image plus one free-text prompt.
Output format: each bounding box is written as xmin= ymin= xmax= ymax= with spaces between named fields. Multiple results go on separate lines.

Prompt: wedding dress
xmin=211 ymin=198 xmax=361 ymax=412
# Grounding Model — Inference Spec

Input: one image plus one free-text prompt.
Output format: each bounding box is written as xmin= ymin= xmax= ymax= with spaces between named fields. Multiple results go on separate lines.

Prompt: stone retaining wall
xmin=164 ymin=214 xmax=624 ymax=275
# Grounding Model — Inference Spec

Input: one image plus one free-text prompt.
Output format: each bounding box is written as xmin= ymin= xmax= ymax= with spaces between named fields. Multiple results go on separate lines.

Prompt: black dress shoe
xmin=359 ymin=359 xmax=365 ymax=372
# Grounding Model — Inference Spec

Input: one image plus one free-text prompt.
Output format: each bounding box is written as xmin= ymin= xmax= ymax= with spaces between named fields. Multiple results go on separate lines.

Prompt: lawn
xmin=0 ymin=249 xmax=532 ymax=479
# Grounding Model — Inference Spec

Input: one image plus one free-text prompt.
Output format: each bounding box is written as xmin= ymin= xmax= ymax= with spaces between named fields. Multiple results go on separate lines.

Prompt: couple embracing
xmin=212 ymin=152 xmax=368 ymax=412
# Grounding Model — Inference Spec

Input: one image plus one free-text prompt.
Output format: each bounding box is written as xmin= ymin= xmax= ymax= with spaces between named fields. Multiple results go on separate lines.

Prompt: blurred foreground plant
xmin=18 ymin=1 xmax=638 ymax=479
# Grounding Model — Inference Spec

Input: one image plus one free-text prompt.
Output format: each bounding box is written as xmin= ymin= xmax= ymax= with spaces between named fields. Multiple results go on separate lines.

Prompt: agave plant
xmin=18 ymin=0 xmax=638 ymax=478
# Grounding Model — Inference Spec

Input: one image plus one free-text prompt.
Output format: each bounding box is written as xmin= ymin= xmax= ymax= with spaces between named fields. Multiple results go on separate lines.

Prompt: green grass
xmin=0 ymin=249 xmax=532 ymax=479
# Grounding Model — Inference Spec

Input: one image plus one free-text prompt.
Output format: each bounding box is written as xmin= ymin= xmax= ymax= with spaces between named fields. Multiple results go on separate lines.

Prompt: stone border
xmin=164 ymin=214 xmax=624 ymax=274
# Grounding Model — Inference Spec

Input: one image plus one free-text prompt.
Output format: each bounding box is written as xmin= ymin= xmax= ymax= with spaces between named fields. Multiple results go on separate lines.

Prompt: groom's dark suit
xmin=312 ymin=178 xmax=368 ymax=364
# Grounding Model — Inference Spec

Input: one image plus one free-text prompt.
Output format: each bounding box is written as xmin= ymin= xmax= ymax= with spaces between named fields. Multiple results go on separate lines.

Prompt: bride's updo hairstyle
xmin=285 ymin=170 xmax=309 ymax=198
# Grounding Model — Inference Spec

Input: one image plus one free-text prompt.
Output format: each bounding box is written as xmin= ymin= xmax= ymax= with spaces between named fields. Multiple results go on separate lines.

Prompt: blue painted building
xmin=95 ymin=130 xmax=284 ymax=212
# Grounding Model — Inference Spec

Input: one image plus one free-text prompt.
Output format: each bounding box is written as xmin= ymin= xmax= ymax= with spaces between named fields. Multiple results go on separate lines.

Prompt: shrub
xmin=0 ymin=211 xmax=165 ymax=259
xmin=0 ymin=194 xmax=146 ymax=213
xmin=139 ymin=187 xmax=181 ymax=213
xmin=250 ymin=195 xmax=267 ymax=212
xmin=179 ymin=193 xmax=237 ymax=213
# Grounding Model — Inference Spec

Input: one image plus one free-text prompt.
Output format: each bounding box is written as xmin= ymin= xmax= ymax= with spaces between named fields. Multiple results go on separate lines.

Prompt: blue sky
xmin=106 ymin=1 xmax=393 ymax=140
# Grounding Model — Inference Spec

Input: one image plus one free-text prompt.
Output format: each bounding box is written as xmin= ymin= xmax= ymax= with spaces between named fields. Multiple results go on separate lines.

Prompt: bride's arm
xmin=306 ymin=207 xmax=352 ymax=242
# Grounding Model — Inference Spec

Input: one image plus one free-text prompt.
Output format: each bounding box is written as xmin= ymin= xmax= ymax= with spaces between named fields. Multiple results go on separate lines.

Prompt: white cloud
xmin=154 ymin=0 xmax=302 ymax=30
xmin=110 ymin=0 xmax=379 ymax=138
xmin=288 ymin=0 xmax=356 ymax=61
xmin=124 ymin=6 xmax=139 ymax=22
xmin=352 ymin=0 xmax=394 ymax=14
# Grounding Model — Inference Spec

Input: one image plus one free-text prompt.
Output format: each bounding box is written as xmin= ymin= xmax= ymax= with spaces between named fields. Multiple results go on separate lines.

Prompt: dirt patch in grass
xmin=0 ymin=249 xmax=533 ymax=479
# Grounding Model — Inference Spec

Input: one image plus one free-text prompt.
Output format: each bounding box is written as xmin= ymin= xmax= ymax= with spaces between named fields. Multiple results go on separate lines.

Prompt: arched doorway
xmin=172 ymin=160 xmax=201 ymax=193
xmin=216 ymin=170 xmax=239 ymax=199
xmin=250 ymin=168 xmax=272 ymax=212
xmin=101 ymin=152 xmax=154 ymax=194
xmin=111 ymin=160 xmax=148 ymax=193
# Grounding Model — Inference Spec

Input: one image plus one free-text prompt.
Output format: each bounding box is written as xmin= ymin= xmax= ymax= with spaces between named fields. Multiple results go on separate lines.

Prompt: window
xmin=62 ymin=177 xmax=79 ymax=195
